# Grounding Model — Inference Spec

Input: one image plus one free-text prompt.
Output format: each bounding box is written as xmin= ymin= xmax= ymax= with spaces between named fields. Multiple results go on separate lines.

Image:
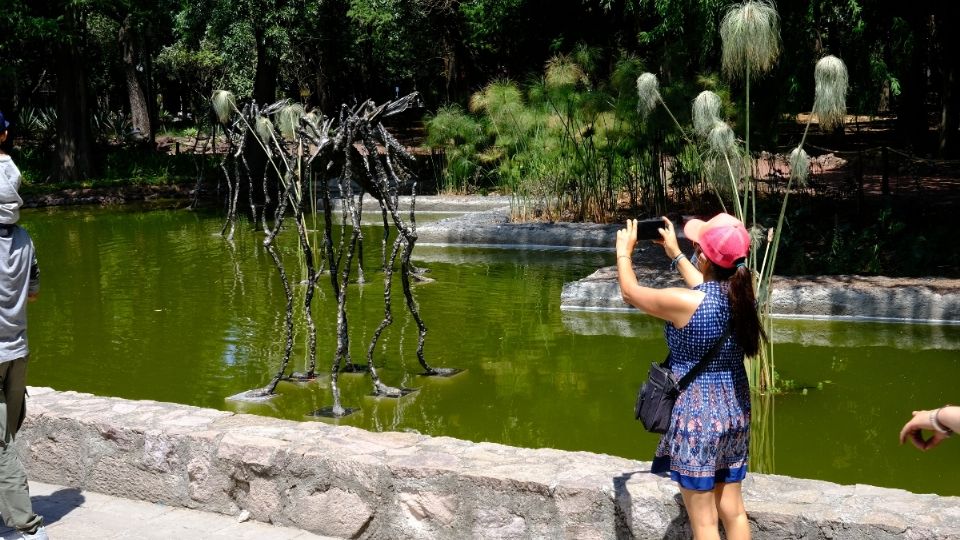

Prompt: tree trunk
xmin=935 ymin=6 xmax=960 ymax=157
xmin=253 ymin=25 xmax=278 ymax=106
xmin=939 ymin=70 xmax=959 ymax=158
xmin=120 ymin=15 xmax=151 ymax=143
xmin=312 ymin=0 xmax=350 ymax=113
xmin=242 ymin=24 xmax=280 ymax=221
xmin=54 ymin=39 xmax=91 ymax=182
xmin=897 ymin=11 xmax=931 ymax=150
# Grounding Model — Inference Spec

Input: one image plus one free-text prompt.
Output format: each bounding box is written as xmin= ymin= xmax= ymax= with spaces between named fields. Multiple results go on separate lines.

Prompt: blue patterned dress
xmin=650 ymin=281 xmax=751 ymax=491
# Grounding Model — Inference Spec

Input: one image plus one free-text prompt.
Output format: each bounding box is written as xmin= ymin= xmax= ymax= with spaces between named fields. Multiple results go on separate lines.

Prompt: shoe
xmin=18 ymin=526 xmax=47 ymax=540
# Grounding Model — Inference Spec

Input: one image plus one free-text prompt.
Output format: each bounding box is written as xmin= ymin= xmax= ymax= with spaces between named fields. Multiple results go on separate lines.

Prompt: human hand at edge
xmin=899 ymin=409 xmax=950 ymax=451
xmin=655 ymin=216 xmax=681 ymax=259
xmin=616 ymin=219 xmax=638 ymax=258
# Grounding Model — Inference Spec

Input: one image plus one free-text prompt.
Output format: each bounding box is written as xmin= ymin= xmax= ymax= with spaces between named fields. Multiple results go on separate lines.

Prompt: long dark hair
xmin=712 ymin=263 xmax=765 ymax=357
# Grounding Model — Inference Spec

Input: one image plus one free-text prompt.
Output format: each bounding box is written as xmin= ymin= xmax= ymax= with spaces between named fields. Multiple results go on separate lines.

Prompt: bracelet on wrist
xmin=617 ymin=255 xmax=632 ymax=262
xmin=669 ymin=253 xmax=686 ymax=271
xmin=931 ymin=408 xmax=954 ymax=437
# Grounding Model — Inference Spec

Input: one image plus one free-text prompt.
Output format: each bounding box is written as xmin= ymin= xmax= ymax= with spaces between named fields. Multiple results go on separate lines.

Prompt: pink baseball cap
xmin=683 ymin=213 xmax=750 ymax=268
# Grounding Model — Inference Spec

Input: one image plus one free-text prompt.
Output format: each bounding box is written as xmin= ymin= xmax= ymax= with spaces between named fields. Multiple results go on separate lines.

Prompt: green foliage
xmin=772 ymin=202 xmax=951 ymax=278
xmin=424 ymin=105 xmax=490 ymax=193
xmin=460 ymin=0 xmax=526 ymax=55
xmin=1 ymin=0 xmax=957 ymax=237
xmin=632 ymin=0 xmax=727 ymax=68
xmin=158 ymin=125 xmax=199 ymax=138
xmin=161 ymin=0 xmax=298 ymax=102
xmin=17 ymin=148 xmax=216 ymax=188
xmin=426 ymin=50 xmax=676 ymax=221
xmin=15 ymin=108 xmax=57 ymax=144
xmin=93 ymin=110 xmax=134 ymax=145
xmin=211 ymin=21 xmax=258 ymax=98
xmin=347 ymin=0 xmax=425 ymax=84
xmin=101 ymin=151 xmax=207 ymax=185
xmin=824 ymin=208 xmax=905 ymax=274
xmin=156 ymin=41 xmax=225 ymax=84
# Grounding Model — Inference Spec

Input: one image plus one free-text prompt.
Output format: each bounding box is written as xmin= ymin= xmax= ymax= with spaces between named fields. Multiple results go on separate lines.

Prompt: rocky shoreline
xmin=22 ymin=182 xmax=196 ymax=209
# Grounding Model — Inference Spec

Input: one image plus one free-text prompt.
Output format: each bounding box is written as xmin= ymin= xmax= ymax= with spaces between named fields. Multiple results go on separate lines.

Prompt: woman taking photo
xmin=616 ymin=213 xmax=763 ymax=540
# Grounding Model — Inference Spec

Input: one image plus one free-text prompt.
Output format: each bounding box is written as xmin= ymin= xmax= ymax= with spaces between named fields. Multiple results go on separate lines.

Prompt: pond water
xmin=21 ymin=205 xmax=960 ymax=496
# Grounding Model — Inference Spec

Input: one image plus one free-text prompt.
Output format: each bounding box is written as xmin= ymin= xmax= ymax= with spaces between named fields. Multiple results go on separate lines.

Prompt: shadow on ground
xmin=0 ymin=488 xmax=84 ymax=535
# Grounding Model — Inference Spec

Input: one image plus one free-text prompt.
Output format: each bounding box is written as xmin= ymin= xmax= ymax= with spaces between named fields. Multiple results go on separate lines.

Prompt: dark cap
xmin=0 ymin=111 xmax=8 ymax=132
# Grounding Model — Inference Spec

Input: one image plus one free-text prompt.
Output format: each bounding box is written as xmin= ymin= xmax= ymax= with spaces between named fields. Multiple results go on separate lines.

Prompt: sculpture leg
xmin=405 ymin=181 xmax=430 ymax=281
xmin=291 ymin=211 xmax=318 ymax=380
xmin=356 ymin=191 xmax=366 ymax=284
xmin=366 ymin=237 xmax=410 ymax=397
xmin=380 ymin=205 xmax=390 ymax=271
xmin=397 ymin=235 xmax=435 ymax=375
xmin=241 ymin=152 xmax=258 ymax=230
xmin=316 ymin=173 xmax=355 ymax=416
xmin=328 ymin=227 xmax=361 ymax=415
xmin=259 ymin=241 xmax=295 ymax=395
xmin=218 ymin=158 xmax=235 ymax=237
xmin=226 ymin=154 xmax=242 ymax=241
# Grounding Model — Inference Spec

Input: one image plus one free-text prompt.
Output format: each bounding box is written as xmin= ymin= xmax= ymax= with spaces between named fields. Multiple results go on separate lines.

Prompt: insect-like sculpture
xmin=213 ymin=91 xmax=456 ymax=417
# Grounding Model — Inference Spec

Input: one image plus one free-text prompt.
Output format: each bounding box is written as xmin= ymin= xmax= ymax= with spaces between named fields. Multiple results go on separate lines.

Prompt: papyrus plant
xmin=813 ymin=55 xmax=849 ymax=131
xmin=211 ymin=90 xmax=235 ymax=125
xmin=720 ymin=0 xmax=781 ymax=80
xmin=636 ymin=73 xmax=690 ymax=140
xmin=692 ymin=91 xmax=723 ymax=137
xmin=733 ymin=55 xmax=849 ymax=395
xmin=756 ymin=55 xmax=849 ymax=325
xmin=720 ymin=0 xmax=781 ymax=229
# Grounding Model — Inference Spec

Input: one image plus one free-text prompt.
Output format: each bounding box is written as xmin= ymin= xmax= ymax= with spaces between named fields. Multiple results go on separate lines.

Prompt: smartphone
xmin=636 ymin=214 xmax=682 ymax=240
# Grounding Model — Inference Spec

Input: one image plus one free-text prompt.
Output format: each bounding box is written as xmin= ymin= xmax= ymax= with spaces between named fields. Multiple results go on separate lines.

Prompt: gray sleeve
xmin=28 ymin=252 xmax=39 ymax=296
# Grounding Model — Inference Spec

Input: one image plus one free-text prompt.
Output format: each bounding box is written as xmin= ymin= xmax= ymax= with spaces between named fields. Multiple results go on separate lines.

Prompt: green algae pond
xmin=22 ymin=205 xmax=960 ymax=496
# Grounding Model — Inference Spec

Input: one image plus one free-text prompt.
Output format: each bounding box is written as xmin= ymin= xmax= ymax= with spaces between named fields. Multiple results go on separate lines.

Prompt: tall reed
xmin=718 ymin=0 xmax=781 ymax=394
xmin=720 ymin=0 xmax=780 ymax=232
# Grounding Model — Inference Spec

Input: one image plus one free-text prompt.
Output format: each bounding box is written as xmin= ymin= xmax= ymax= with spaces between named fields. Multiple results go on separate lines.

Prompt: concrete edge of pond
xmin=559 ymin=266 xmax=960 ymax=325
xmin=18 ymin=387 xmax=960 ymax=540
xmin=320 ymin=195 xmax=515 ymax=214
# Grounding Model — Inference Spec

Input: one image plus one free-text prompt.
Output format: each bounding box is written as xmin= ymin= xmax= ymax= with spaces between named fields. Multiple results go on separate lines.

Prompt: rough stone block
xmin=398 ymin=490 xmax=457 ymax=525
xmin=14 ymin=388 xmax=960 ymax=540
xmin=286 ymin=487 xmax=373 ymax=538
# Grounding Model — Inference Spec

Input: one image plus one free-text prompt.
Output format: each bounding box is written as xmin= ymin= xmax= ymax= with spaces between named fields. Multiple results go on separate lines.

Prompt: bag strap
xmin=676 ymin=324 xmax=733 ymax=391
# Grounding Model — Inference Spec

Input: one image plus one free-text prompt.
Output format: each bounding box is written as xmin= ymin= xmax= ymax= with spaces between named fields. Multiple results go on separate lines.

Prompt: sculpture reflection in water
xmin=211 ymin=91 xmax=457 ymax=417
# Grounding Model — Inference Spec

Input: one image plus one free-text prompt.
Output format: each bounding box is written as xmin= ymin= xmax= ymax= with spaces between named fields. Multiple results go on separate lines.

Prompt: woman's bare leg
xmin=680 ymin=487 xmax=720 ymax=540
xmin=713 ymin=482 xmax=750 ymax=540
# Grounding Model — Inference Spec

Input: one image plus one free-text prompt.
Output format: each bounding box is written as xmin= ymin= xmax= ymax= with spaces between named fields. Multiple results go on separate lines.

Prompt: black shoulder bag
xmin=634 ymin=326 xmax=732 ymax=433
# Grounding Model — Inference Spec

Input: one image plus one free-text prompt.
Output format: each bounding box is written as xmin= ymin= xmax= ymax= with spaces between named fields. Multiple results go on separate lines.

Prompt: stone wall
xmin=17 ymin=387 xmax=960 ymax=539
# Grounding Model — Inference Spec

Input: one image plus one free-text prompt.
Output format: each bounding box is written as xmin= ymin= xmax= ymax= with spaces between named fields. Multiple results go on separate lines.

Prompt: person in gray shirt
xmin=0 ymin=111 xmax=23 ymax=226
xmin=0 ymin=112 xmax=46 ymax=540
